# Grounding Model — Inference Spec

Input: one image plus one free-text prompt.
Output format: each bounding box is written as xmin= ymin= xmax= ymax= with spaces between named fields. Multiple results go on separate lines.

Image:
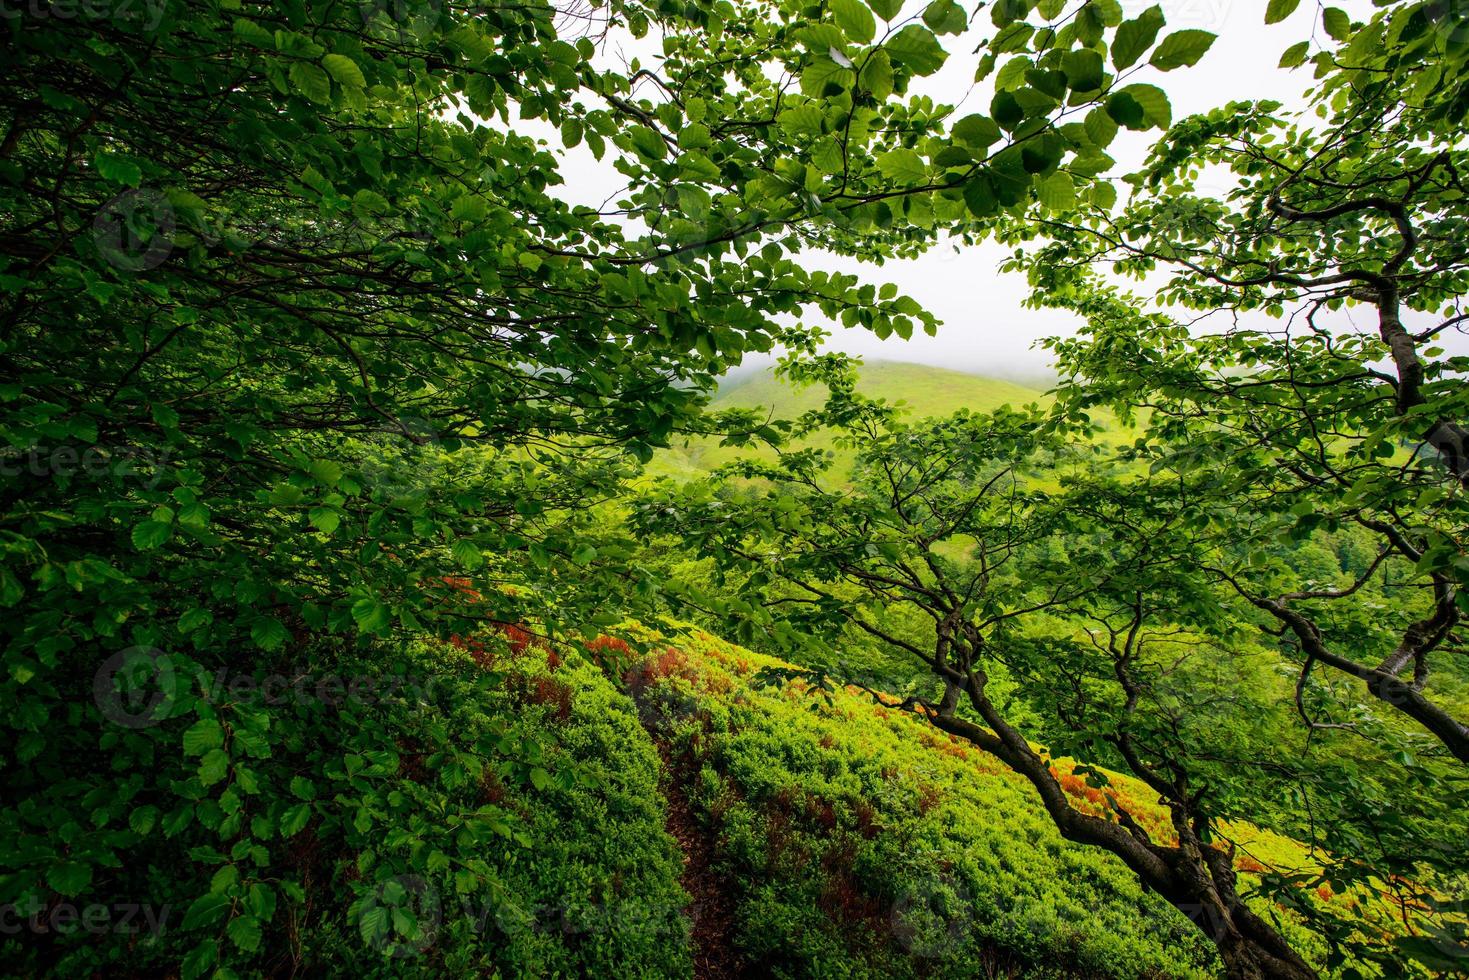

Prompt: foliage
xmin=1 ymin=632 xmax=690 ymax=976
xmin=623 ymin=623 xmax=1221 ymax=979
xmin=636 ymin=358 xmax=1465 ymax=977
xmin=3 ymin=0 xmax=1465 ymax=977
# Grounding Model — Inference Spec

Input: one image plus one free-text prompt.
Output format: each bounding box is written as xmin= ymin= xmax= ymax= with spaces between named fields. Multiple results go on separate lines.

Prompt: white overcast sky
xmin=540 ymin=0 xmax=1380 ymax=382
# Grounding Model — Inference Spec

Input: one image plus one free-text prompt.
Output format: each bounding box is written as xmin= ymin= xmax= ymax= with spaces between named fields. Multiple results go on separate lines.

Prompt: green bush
xmin=627 ymin=625 xmax=1216 ymax=980
xmin=0 ymin=637 xmax=689 ymax=978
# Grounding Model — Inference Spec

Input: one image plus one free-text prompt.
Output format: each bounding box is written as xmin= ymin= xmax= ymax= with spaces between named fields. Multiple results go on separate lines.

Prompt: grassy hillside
xmin=653 ymin=362 xmax=1053 ymax=479
xmin=575 ymin=623 xmax=1411 ymax=979
xmin=714 ymin=361 xmax=1049 ymax=419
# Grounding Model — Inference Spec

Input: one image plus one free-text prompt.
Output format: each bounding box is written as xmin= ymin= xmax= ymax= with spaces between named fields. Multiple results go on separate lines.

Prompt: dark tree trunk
xmin=1214 ymin=905 xmax=1319 ymax=980
xmin=920 ymin=666 xmax=1321 ymax=980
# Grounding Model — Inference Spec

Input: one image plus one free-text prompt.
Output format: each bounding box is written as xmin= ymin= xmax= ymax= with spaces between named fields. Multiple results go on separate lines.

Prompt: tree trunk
xmin=922 ymin=669 xmax=1321 ymax=980
xmin=1211 ymin=904 xmax=1319 ymax=980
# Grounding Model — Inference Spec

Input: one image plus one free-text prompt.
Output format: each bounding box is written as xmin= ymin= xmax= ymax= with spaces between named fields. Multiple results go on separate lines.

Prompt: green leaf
xmin=1083 ymin=107 xmax=1118 ymax=148
xmin=831 ymin=0 xmax=876 ymax=44
xmin=47 ymin=861 xmax=92 ymax=897
xmin=628 ymin=125 xmax=666 ymax=161
xmin=183 ymin=718 xmax=225 ymax=756
xmin=198 ymin=748 xmax=230 ymax=786
xmin=181 ymin=940 xmax=216 ymax=980
xmin=800 ymin=57 xmax=851 ymax=97
xmin=351 ymin=189 xmax=390 ymax=217
xmin=529 ymin=766 xmax=551 ymax=790
xmin=351 ymin=597 xmax=392 ymax=634
xmin=1105 ymin=91 xmax=1145 ymax=129
xmin=1119 ymin=83 xmax=1171 ymax=128
xmin=876 ymin=148 xmax=928 ymax=183
xmin=992 ymin=90 xmax=1024 ymax=131
xmin=231 ymin=17 xmax=274 ymax=49
xmin=247 ymin=883 xmax=277 ymax=922
xmin=1111 ymin=5 xmax=1163 ymax=69
xmin=451 ymin=195 xmax=487 ymax=222
xmin=321 ymin=53 xmax=365 ymax=89
xmin=95 ymin=153 xmax=142 ymax=188
xmin=0 ymin=567 xmax=22 ymax=607
xmin=951 ymin=114 xmax=1001 ymax=150
xmin=359 ymin=904 xmax=389 ymax=945
xmin=1061 ymin=49 xmax=1104 ymax=92
xmin=179 ymin=608 xmax=214 ymax=633
xmin=922 ymin=0 xmax=967 ymax=35
xmin=280 ymin=802 xmax=312 ymax=836
xmin=289 ymin=62 xmax=332 ymax=104
xmin=1278 ymin=40 xmax=1310 ymax=68
xmin=227 ymin=914 xmax=263 ymax=952
xmin=131 ymin=520 xmax=172 ymax=551
xmin=859 ymin=48 xmax=894 ymax=99
xmin=962 ymin=175 xmax=997 ymax=217
xmin=868 ymin=0 xmax=901 ymax=19
xmin=452 ymin=538 xmax=483 ymax=570
xmin=885 ymin=25 xmax=946 ymax=75
xmin=1111 ymin=83 xmax=1170 ymax=129
xmin=1149 ymin=30 xmax=1216 ymax=71
xmin=182 ymin=892 xmax=232 ymax=930
xmin=308 ymin=506 xmax=340 ymax=534
xmin=1265 ymin=0 xmax=1300 ymax=24
xmin=306 ymin=459 xmax=341 ymax=486
xmin=130 ymin=805 xmax=159 ymax=835
xmin=1322 ymin=6 xmax=1350 ymax=41
xmin=250 ymin=616 xmax=288 ymax=651
xmin=1036 ymin=172 xmax=1076 ymax=211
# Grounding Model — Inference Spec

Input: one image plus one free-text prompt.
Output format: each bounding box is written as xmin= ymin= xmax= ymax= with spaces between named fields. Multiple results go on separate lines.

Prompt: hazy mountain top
xmin=711 ymin=360 xmax=1050 ymax=419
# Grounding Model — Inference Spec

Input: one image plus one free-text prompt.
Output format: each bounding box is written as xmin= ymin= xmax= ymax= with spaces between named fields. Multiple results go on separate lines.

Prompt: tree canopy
xmin=2 ymin=0 xmax=1467 ymax=977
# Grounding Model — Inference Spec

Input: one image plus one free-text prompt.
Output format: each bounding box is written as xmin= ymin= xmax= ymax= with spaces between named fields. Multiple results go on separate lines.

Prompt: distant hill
xmin=711 ymin=360 xmax=1048 ymax=418
xmin=651 ymin=361 xmax=1053 ymax=478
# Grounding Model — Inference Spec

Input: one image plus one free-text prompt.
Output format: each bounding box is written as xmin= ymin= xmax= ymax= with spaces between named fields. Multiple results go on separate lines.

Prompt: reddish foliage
xmin=916 ymin=782 xmax=943 ymax=815
xmin=819 ymin=838 xmax=886 ymax=933
xmin=1236 ymin=855 xmax=1267 ymax=875
xmin=479 ymin=769 xmax=508 ymax=806
xmin=525 ymin=675 xmax=574 ymax=721
xmin=433 ymin=575 xmax=484 ymax=603
xmin=396 ymin=737 xmax=429 ymax=784
xmin=811 ymin=799 xmax=839 ymax=831
xmin=502 ymin=623 xmax=539 ymax=655
xmin=708 ymin=779 xmax=743 ymax=823
xmin=1055 ymin=769 xmax=1106 ymax=807
xmin=586 ymin=634 xmax=632 ymax=665
xmin=448 ymin=633 xmax=497 ymax=670
xmin=852 ymin=798 xmax=879 ymax=840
